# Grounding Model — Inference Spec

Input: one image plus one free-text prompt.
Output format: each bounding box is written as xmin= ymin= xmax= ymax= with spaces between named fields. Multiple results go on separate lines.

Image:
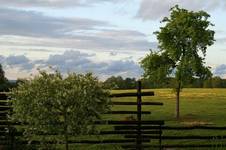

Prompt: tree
xmin=103 ymin=76 xmax=122 ymax=89
xmin=211 ymin=76 xmax=222 ymax=88
xmin=124 ymin=77 xmax=136 ymax=89
xmin=0 ymin=64 xmax=9 ymax=92
xmin=103 ymin=76 xmax=136 ymax=89
xmin=0 ymin=64 xmax=5 ymax=83
xmin=11 ymin=71 xmax=110 ymax=150
xmin=140 ymin=5 xmax=215 ymax=119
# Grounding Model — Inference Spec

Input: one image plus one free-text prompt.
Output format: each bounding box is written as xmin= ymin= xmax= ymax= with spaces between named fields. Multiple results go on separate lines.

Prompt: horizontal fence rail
xmin=111 ymin=101 xmax=163 ymax=105
xmin=0 ymin=82 xmax=165 ymax=150
xmin=109 ymin=91 xmax=154 ymax=97
xmin=104 ymin=111 xmax=151 ymax=114
xmin=94 ymin=120 xmax=164 ymax=125
xmin=5 ymin=83 xmax=226 ymax=149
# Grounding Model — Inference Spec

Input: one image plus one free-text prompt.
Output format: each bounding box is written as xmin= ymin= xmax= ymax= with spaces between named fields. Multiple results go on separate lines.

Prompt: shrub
xmin=11 ymin=71 xmax=110 ymax=150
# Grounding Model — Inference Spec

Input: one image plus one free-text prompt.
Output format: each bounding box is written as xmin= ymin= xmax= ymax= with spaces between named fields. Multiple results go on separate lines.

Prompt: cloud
xmin=109 ymin=52 xmax=117 ymax=56
xmin=1 ymin=50 xmax=143 ymax=79
xmin=137 ymin=0 xmax=224 ymax=21
xmin=79 ymin=29 xmax=157 ymax=51
xmin=0 ymin=0 xmax=81 ymax=7
xmin=100 ymin=60 xmax=142 ymax=78
xmin=43 ymin=50 xmax=99 ymax=73
xmin=0 ymin=0 xmax=120 ymax=8
xmin=0 ymin=55 xmax=4 ymax=63
xmin=216 ymin=37 xmax=226 ymax=44
xmin=2 ymin=51 xmax=225 ymax=80
xmin=1 ymin=55 xmax=34 ymax=71
xmin=0 ymin=31 xmax=155 ymax=53
xmin=5 ymin=55 xmax=29 ymax=65
xmin=214 ymin=64 xmax=226 ymax=77
xmin=41 ymin=50 xmax=142 ymax=78
xmin=0 ymin=8 xmax=110 ymax=38
xmin=0 ymin=8 xmax=155 ymax=52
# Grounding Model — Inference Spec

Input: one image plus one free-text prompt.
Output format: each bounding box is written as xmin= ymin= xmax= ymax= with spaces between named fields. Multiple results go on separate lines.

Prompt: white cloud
xmin=214 ymin=64 xmax=226 ymax=78
xmin=100 ymin=60 xmax=142 ymax=78
xmin=0 ymin=50 xmax=142 ymax=80
xmin=137 ymin=0 xmax=224 ymax=21
xmin=0 ymin=55 xmax=4 ymax=63
xmin=0 ymin=0 xmax=120 ymax=8
xmin=216 ymin=37 xmax=226 ymax=44
xmin=0 ymin=8 xmax=110 ymax=37
xmin=2 ymin=55 xmax=34 ymax=71
xmin=41 ymin=50 xmax=142 ymax=79
xmin=5 ymin=55 xmax=29 ymax=65
xmin=0 ymin=8 xmax=156 ymax=53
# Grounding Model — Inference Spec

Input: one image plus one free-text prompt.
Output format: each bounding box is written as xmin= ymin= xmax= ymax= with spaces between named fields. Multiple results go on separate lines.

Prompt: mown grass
xmin=4 ymin=88 xmax=226 ymax=149
xmin=75 ymin=88 xmax=226 ymax=150
xmin=110 ymin=88 xmax=226 ymax=126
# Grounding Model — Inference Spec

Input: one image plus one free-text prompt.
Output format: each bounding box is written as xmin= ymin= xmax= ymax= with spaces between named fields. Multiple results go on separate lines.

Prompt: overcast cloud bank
xmin=0 ymin=50 xmax=142 ymax=80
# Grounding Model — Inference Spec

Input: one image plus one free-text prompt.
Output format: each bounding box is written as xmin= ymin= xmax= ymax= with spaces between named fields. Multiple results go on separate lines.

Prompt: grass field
xmin=109 ymin=88 xmax=226 ymax=126
xmin=76 ymin=88 xmax=226 ymax=150
xmin=4 ymin=88 xmax=226 ymax=149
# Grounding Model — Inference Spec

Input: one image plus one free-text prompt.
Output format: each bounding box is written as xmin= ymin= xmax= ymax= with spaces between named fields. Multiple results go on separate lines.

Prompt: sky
xmin=1 ymin=0 xmax=226 ymax=80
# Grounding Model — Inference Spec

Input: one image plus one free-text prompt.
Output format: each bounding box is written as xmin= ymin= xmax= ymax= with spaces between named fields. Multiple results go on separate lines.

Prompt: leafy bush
xmin=11 ymin=71 xmax=110 ymax=150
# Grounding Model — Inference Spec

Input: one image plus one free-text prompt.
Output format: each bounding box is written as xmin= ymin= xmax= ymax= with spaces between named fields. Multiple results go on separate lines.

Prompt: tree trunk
xmin=63 ymin=111 xmax=69 ymax=150
xmin=176 ymin=87 xmax=180 ymax=119
xmin=176 ymin=82 xmax=181 ymax=119
xmin=65 ymin=131 xmax=69 ymax=150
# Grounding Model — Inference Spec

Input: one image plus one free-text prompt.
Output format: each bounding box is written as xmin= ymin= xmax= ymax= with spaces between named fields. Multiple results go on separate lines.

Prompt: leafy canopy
xmin=141 ymin=5 xmax=215 ymax=87
xmin=11 ymin=71 xmax=110 ymax=137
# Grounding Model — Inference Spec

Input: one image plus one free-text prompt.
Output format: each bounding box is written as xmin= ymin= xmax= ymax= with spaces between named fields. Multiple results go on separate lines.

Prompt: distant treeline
xmin=1 ymin=76 xmax=226 ymax=92
xmin=102 ymin=76 xmax=226 ymax=89
xmin=0 ymin=80 xmax=18 ymax=92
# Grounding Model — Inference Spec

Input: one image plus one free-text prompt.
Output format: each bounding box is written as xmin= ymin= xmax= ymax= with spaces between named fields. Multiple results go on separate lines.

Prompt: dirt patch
xmin=181 ymin=121 xmax=214 ymax=126
xmin=179 ymin=114 xmax=214 ymax=126
xmin=180 ymin=113 xmax=197 ymax=119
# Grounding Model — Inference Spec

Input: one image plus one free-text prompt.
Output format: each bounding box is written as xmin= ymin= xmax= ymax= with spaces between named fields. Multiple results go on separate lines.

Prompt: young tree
xmin=141 ymin=5 xmax=214 ymax=119
xmin=11 ymin=71 xmax=110 ymax=150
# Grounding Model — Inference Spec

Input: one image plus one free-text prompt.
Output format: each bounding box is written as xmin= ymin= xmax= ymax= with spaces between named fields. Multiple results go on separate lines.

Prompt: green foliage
xmin=10 ymin=70 xmax=111 ymax=149
xmin=141 ymin=5 xmax=214 ymax=87
xmin=0 ymin=64 xmax=10 ymax=92
xmin=211 ymin=76 xmax=223 ymax=88
xmin=103 ymin=76 xmax=136 ymax=89
xmin=140 ymin=51 xmax=175 ymax=87
xmin=141 ymin=5 xmax=215 ymax=118
xmin=141 ymin=76 xmax=226 ymax=89
xmin=0 ymin=64 xmax=5 ymax=83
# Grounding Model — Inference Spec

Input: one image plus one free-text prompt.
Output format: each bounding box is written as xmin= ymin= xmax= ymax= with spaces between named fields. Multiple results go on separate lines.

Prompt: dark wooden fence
xmin=99 ymin=80 xmax=164 ymax=150
xmin=1 ymin=81 xmax=226 ymax=149
xmin=0 ymin=81 xmax=164 ymax=149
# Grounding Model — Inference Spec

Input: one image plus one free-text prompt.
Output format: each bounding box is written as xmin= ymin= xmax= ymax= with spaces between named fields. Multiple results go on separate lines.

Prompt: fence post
xmin=137 ymin=80 xmax=142 ymax=150
xmin=8 ymin=126 xmax=15 ymax=150
xmin=159 ymin=125 xmax=162 ymax=150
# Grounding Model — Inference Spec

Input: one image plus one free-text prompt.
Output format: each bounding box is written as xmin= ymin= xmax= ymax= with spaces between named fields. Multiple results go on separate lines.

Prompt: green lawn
xmin=76 ymin=88 xmax=226 ymax=150
xmin=8 ymin=88 xmax=226 ymax=149
xmin=109 ymin=88 xmax=226 ymax=125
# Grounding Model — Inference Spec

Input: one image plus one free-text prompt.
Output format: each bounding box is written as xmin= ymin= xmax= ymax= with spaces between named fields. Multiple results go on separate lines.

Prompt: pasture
xmin=128 ymin=88 xmax=226 ymax=126
xmin=2 ymin=88 xmax=226 ymax=150
xmin=76 ymin=88 xmax=226 ymax=149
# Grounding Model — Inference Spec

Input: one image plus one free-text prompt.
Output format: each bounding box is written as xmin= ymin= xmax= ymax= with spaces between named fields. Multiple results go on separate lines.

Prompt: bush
xmin=10 ymin=71 xmax=110 ymax=150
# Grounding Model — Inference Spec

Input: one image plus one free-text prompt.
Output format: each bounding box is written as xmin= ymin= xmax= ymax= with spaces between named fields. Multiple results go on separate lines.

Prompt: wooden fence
xmin=1 ymin=81 xmax=226 ymax=149
xmin=0 ymin=81 xmax=164 ymax=150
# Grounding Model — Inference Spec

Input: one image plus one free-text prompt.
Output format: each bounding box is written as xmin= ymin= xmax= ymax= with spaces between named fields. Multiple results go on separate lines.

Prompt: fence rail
xmin=0 ymin=82 xmax=164 ymax=150
xmin=2 ymin=83 xmax=226 ymax=149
